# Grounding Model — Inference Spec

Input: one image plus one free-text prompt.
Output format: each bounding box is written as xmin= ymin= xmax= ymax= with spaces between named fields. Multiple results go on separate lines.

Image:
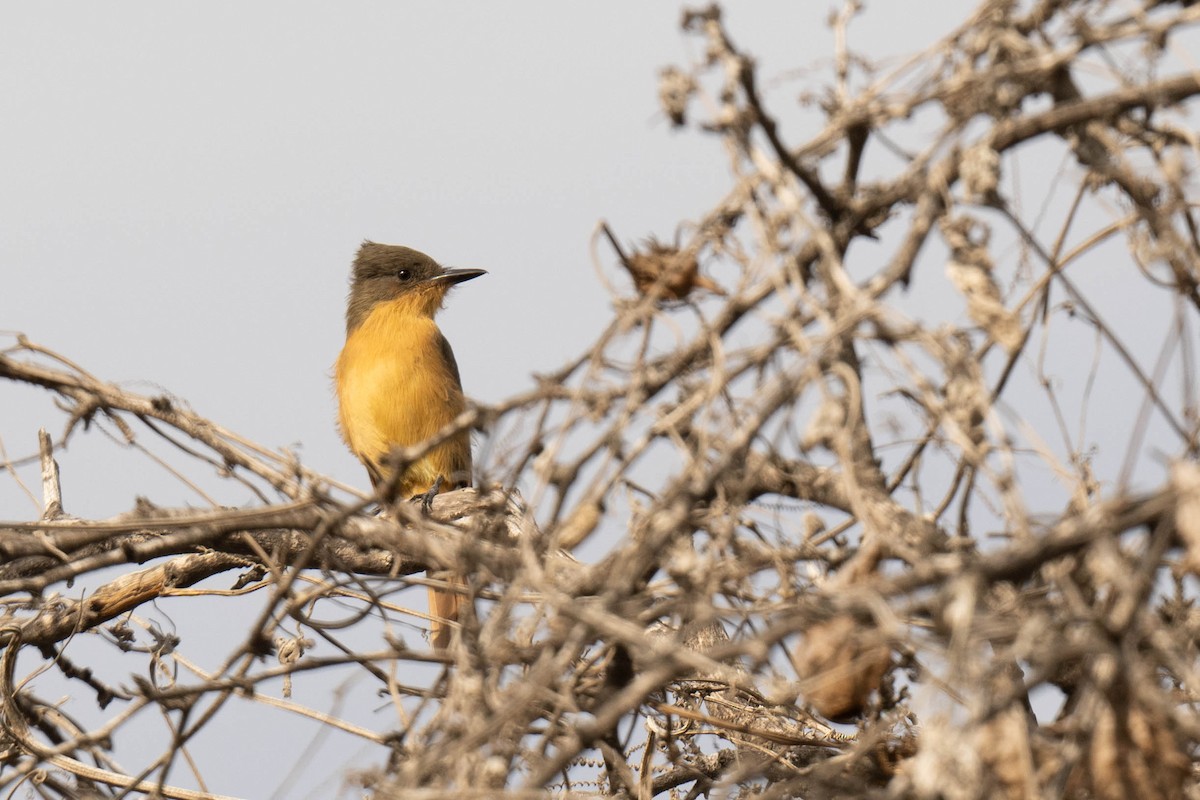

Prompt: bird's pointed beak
xmin=428 ymin=267 xmax=487 ymax=286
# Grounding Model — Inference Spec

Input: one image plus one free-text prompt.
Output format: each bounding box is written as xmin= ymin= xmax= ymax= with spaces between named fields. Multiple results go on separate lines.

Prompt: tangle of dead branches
xmin=4 ymin=2 xmax=1200 ymax=798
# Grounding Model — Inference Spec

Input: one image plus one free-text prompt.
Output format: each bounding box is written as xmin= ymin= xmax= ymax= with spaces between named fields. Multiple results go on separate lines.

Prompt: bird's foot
xmin=411 ymin=475 xmax=444 ymax=514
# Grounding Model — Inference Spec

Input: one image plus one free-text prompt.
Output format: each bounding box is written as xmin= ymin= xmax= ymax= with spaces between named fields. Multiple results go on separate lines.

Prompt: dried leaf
xmin=794 ymin=613 xmax=890 ymax=719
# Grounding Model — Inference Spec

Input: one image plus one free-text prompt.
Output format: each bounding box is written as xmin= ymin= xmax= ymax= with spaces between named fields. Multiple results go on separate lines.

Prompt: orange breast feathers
xmin=335 ymin=297 xmax=471 ymax=497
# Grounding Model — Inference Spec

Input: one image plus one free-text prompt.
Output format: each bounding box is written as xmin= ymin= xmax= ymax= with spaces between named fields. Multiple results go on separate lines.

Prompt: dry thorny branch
xmin=4 ymin=2 xmax=1200 ymax=798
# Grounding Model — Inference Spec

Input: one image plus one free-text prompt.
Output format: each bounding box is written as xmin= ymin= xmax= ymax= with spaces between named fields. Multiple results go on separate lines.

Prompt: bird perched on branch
xmin=334 ymin=241 xmax=485 ymax=650
xmin=601 ymin=222 xmax=725 ymax=302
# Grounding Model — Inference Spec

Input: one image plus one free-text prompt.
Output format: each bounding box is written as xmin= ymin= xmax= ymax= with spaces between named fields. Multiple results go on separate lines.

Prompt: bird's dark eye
xmin=396 ymin=269 xmax=412 ymax=281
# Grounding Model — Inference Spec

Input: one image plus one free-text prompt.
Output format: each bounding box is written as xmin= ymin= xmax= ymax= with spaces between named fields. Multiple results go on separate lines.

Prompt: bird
xmin=334 ymin=241 xmax=485 ymax=650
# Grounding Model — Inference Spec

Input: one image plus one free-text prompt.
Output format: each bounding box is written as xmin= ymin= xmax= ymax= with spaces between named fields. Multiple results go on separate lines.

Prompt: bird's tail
xmin=428 ymin=572 xmax=467 ymax=650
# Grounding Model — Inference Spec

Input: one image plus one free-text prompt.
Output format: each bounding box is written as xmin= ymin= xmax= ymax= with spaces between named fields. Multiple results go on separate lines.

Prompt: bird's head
xmin=345 ymin=242 xmax=485 ymax=332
